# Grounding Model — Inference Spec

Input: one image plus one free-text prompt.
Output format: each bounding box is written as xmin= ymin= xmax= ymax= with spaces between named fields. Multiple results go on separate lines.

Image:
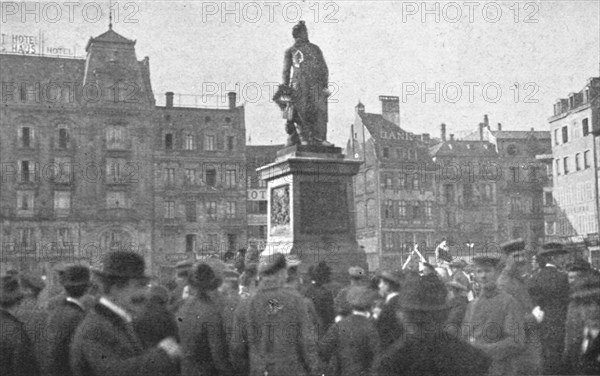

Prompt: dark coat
xmin=528 ymin=265 xmax=569 ymax=374
xmin=445 ymin=295 xmax=468 ymax=327
xmin=372 ymin=334 xmax=491 ymax=376
xmin=563 ymin=300 xmax=585 ymax=373
xmin=13 ymin=298 xmax=49 ymax=371
xmin=304 ymin=283 xmax=335 ymax=335
xmin=44 ymin=297 xmax=87 ymax=376
xmin=375 ymin=294 xmax=403 ymax=350
xmin=134 ymin=297 xmax=179 ymax=350
xmin=231 ymin=276 xmax=321 ymax=376
xmin=576 ymin=331 xmax=600 ymax=375
xmin=319 ymin=314 xmax=380 ymax=376
xmin=0 ymin=308 xmax=40 ymax=376
xmin=70 ymin=301 xmax=179 ymax=376
xmin=176 ymin=295 xmax=233 ymax=376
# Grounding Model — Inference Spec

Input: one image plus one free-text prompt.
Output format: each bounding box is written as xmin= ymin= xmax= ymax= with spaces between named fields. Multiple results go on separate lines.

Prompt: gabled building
xmin=347 ymin=96 xmax=437 ymax=271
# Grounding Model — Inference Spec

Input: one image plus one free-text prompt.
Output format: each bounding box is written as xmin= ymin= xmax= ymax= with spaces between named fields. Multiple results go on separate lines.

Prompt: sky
xmin=2 ymin=0 xmax=599 ymax=147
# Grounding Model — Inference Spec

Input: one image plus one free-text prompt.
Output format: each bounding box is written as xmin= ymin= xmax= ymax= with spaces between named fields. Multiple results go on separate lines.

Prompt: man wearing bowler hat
xmin=0 ymin=274 xmax=40 ymax=376
xmin=45 ymin=264 xmax=92 ymax=376
xmin=70 ymin=251 xmax=181 ymax=376
xmin=463 ymin=255 xmax=527 ymax=376
xmin=528 ymin=242 xmax=570 ymax=375
xmin=375 ymin=269 xmax=404 ymax=349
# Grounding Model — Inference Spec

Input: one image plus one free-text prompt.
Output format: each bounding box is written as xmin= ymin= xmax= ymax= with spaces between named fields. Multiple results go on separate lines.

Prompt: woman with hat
xmin=176 ymin=263 xmax=233 ymax=376
xmin=0 ymin=274 xmax=41 ymax=376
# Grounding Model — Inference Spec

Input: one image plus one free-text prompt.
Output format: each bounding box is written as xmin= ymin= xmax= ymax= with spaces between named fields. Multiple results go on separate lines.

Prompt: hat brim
xmin=379 ymin=271 xmax=402 ymax=285
xmin=538 ymin=249 xmax=568 ymax=257
xmin=92 ymin=268 xmax=150 ymax=282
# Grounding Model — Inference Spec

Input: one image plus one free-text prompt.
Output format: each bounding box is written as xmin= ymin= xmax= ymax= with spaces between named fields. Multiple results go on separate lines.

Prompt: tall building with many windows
xmin=547 ymin=77 xmax=600 ymax=266
xmin=0 ymin=27 xmax=247 ymax=279
xmin=347 ymin=96 xmax=437 ymax=271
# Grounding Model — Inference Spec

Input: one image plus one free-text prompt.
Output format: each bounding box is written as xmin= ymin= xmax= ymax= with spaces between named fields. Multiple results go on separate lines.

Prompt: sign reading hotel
xmin=1 ymin=32 xmax=75 ymax=56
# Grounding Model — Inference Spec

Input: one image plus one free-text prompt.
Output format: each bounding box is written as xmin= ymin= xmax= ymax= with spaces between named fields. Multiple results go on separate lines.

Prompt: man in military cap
xmin=528 ymin=242 xmax=570 ymax=375
xmin=375 ymin=269 xmax=404 ymax=349
xmin=231 ymin=253 xmax=321 ymax=376
xmin=0 ymin=274 xmax=40 ymax=376
xmin=276 ymin=21 xmax=330 ymax=146
xmin=168 ymin=259 xmax=193 ymax=313
xmin=333 ymin=266 xmax=366 ymax=321
xmin=463 ymin=255 xmax=527 ymax=376
xmin=45 ymin=264 xmax=92 ymax=376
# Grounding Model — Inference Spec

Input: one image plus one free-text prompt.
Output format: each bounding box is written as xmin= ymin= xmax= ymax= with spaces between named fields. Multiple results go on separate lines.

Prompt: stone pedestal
xmin=257 ymin=145 xmax=368 ymax=281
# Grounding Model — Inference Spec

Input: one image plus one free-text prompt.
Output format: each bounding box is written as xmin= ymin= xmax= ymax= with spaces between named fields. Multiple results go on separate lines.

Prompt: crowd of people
xmin=1 ymin=239 xmax=599 ymax=376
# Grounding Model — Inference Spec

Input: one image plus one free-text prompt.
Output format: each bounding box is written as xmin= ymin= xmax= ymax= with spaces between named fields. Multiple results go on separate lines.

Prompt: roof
xmin=86 ymin=28 xmax=135 ymax=51
xmin=429 ymin=140 xmax=497 ymax=157
xmin=491 ymin=130 xmax=550 ymax=139
xmin=0 ymin=54 xmax=85 ymax=86
xmin=358 ymin=112 xmax=414 ymax=140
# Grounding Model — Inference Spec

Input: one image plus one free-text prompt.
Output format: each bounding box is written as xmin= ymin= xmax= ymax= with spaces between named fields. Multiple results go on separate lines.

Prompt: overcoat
xmin=0 ymin=308 xmax=40 ymax=376
xmin=375 ymin=294 xmax=403 ymax=349
xmin=70 ymin=301 xmax=179 ymax=376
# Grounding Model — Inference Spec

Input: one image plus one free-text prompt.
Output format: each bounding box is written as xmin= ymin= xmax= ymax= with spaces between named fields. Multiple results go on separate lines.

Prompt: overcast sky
xmin=2 ymin=0 xmax=599 ymax=146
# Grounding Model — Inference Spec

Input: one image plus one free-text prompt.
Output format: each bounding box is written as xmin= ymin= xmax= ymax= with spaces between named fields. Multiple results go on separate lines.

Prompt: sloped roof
xmin=0 ymin=54 xmax=85 ymax=85
xmin=358 ymin=112 xmax=412 ymax=140
xmin=429 ymin=140 xmax=497 ymax=157
xmin=86 ymin=28 xmax=135 ymax=51
xmin=491 ymin=130 xmax=550 ymax=139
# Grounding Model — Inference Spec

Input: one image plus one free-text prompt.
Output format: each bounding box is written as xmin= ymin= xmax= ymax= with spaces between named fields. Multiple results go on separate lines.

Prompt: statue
xmin=274 ymin=21 xmax=332 ymax=147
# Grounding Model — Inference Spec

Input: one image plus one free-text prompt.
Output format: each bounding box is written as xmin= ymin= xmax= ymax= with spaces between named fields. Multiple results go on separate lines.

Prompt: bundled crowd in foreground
xmin=1 ymin=239 xmax=599 ymax=376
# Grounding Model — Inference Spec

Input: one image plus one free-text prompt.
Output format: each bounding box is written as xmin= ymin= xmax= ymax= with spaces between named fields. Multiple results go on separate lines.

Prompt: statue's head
xmin=292 ymin=20 xmax=308 ymax=40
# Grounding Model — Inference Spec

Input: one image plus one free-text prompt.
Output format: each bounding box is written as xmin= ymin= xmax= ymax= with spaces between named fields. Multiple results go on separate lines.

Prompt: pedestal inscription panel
xmin=270 ymin=184 xmax=291 ymax=236
xmin=300 ymin=182 xmax=349 ymax=234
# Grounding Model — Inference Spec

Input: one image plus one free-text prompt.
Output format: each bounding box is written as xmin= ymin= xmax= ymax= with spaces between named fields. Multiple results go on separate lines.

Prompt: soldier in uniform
xmin=276 ymin=21 xmax=331 ymax=146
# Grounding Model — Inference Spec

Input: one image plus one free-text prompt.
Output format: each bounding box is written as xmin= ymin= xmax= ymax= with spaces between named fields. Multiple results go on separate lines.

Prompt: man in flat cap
xmin=231 ymin=253 xmax=321 ymax=376
xmin=463 ymin=256 xmax=527 ymax=376
xmin=70 ymin=251 xmax=181 ymax=376
xmin=375 ymin=269 xmax=404 ymax=350
xmin=528 ymin=242 xmax=570 ymax=375
xmin=496 ymin=239 xmax=543 ymax=375
xmin=333 ymin=266 xmax=366 ymax=322
xmin=0 ymin=274 xmax=40 ymax=376
xmin=45 ymin=265 xmax=92 ymax=376
xmin=374 ymin=273 xmax=491 ymax=376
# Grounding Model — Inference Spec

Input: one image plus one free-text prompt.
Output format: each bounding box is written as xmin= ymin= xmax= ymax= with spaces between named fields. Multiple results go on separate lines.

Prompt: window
xmin=21 ymin=127 xmax=31 ymax=147
xmin=443 ymin=184 xmax=454 ymax=203
xmin=563 ymin=157 xmax=569 ymax=174
xmin=445 ymin=210 xmax=455 ymax=227
xmin=206 ymin=168 xmax=216 ymax=187
xmin=562 ymin=126 xmax=568 ymax=143
xmin=227 ymin=234 xmax=237 ymax=251
xmin=165 ymin=133 xmax=173 ymax=150
xmin=545 ymin=220 xmax=555 ymax=235
xmin=53 ymin=157 xmax=72 ymax=183
xmin=482 ymin=184 xmax=493 ymax=202
xmin=532 ymin=197 xmax=541 ymax=213
xmin=207 ymin=234 xmax=218 ymax=252
xmin=576 ymin=153 xmax=581 ymax=171
xmin=582 ymin=118 xmax=589 ymax=136
xmin=17 ymin=191 xmax=34 ymax=215
xmin=107 ymin=191 xmax=127 ymax=208
xmin=186 ymin=201 xmax=197 ymax=222
xmin=184 ymin=134 xmax=194 ymax=150
xmin=17 ymin=228 xmax=35 ymax=250
xmin=58 ymin=128 xmax=68 ymax=148
xmin=225 ymin=170 xmax=237 ymax=188
xmin=57 ymin=228 xmax=70 ymax=249
xmin=186 ymin=234 xmax=196 ymax=253
xmin=509 ymin=167 xmax=519 ymax=183
xmin=554 ymin=129 xmax=559 ymax=145
xmin=383 ymin=174 xmax=393 ymax=189
xmin=384 ymin=200 xmax=393 ymax=219
xmin=555 ymin=159 xmax=561 ymax=176
xmin=383 ymin=147 xmax=389 ymax=158
xmin=510 ymin=197 xmax=521 ymax=214
xmin=398 ymin=174 xmax=406 ymax=189
xmin=225 ymin=202 xmax=237 ymax=218
xmin=584 ymin=151 xmax=591 ymax=168
xmin=106 ymin=126 xmax=126 ymax=149
xmin=463 ymin=184 xmax=473 ymax=205
xmin=20 ymin=160 xmax=31 ymax=182
xmin=398 ymin=200 xmax=406 ymax=218
xmin=227 ymin=136 xmax=235 ymax=151
xmin=258 ymin=201 xmax=268 ymax=214
xmin=206 ymin=201 xmax=217 ymax=219
xmin=165 ymin=168 xmax=175 ymax=186
xmin=205 ymin=135 xmax=215 ymax=151
xmin=424 ymin=201 xmax=433 ymax=219
xmin=184 ymin=168 xmax=196 ymax=185
xmin=412 ymin=202 xmax=421 ymax=219
xmin=54 ymin=191 xmax=71 ymax=213
xmin=413 ymin=175 xmax=419 ymax=191
xmin=544 ymin=192 xmax=553 ymax=206
xmin=164 ymin=201 xmax=175 ymax=219
xmin=106 ymin=159 xmax=123 ymax=183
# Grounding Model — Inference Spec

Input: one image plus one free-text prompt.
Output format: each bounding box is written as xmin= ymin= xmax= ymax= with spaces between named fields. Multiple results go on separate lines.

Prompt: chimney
xmin=483 ymin=114 xmax=489 ymax=129
xmin=441 ymin=123 xmax=447 ymax=141
xmin=422 ymin=133 xmax=430 ymax=143
xmin=497 ymin=122 xmax=502 ymax=131
xmin=379 ymin=96 xmax=400 ymax=126
xmin=165 ymin=92 xmax=174 ymax=108
xmin=450 ymin=134 xmax=455 ymax=141
xmin=479 ymin=122 xmax=485 ymax=141
xmin=356 ymin=101 xmax=365 ymax=113
xmin=227 ymin=92 xmax=236 ymax=110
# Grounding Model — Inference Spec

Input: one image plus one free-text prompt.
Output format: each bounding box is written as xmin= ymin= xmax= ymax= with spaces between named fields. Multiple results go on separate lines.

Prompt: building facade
xmin=0 ymin=27 xmax=247 ymax=279
xmin=547 ymin=77 xmax=600 ymax=266
xmin=348 ymin=96 xmax=437 ymax=271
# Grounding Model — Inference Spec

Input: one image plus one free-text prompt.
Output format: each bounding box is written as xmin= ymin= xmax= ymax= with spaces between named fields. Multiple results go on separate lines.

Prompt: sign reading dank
xmin=380 ymin=130 xmax=413 ymax=141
